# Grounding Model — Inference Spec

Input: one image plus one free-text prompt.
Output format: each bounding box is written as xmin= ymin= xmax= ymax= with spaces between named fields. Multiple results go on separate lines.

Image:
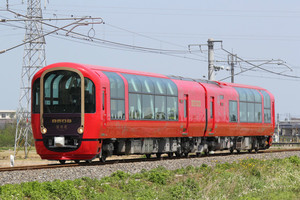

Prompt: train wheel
xmin=236 ymin=149 xmax=241 ymax=154
xmin=74 ymin=160 xmax=80 ymax=164
xmin=196 ymin=152 xmax=201 ymax=157
xmin=168 ymin=152 xmax=173 ymax=158
xmin=145 ymin=154 xmax=151 ymax=159
xmin=100 ymin=155 xmax=106 ymax=162
xmin=248 ymin=149 xmax=252 ymax=153
xmin=85 ymin=160 xmax=92 ymax=163
xmin=229 ymin=148 xmax=234 ymax=154
xmin=59 ymin=160 xmax=66 ymax=164
xmin=156 ymin=153 xmax=162 ymax=159
xmin=175 ymin=152 xmax=181 ymax=158
xmin=254 ymin=148 xmax=259 ymax=154
xmin=184 ymin=153 xmax=189 ymax=158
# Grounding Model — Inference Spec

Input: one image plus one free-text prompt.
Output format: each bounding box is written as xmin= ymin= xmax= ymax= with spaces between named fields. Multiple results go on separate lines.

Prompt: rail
xmin=1 ymin=148 xmax=299 ymax=173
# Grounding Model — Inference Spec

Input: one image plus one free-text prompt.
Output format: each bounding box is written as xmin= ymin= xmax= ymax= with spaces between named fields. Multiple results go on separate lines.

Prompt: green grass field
xmin=0 ymin=156 xmax=299 ymax=200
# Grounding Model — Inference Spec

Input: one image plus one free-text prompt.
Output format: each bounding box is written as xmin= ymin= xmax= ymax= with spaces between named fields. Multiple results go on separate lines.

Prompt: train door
xmin=183 ymin=94 xmax=189 ymax=134
xmin=207 ymin=96 xmax=215 ymax=135
xmin=102 ymin=87 xmax=107 ymax=129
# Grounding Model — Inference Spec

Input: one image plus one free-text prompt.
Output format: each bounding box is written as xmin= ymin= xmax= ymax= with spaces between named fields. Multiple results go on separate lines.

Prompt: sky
xmin=0 ymin=0 xmax=300 ymax=120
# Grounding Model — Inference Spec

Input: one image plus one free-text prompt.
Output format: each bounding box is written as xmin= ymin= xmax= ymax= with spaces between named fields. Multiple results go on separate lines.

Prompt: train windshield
xmin=44 ymin=70 xmax=82 ymax=114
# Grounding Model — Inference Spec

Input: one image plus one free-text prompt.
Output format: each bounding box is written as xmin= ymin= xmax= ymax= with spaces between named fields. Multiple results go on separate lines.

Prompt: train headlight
xmin=41 ymin=126 xmax=47 ymax=134
xmin=77 ymin=126 xmax=84 ymax=134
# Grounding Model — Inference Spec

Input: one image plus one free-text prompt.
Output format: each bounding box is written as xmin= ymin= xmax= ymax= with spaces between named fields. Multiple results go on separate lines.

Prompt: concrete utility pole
xmin=207 ymin=38 xmax=215 ymax=81
xmin=14 ymin=0 xmax=46 ymax=158
xmin=207 ymin=39 xmax=223 ymax=81
xmin=228 ymin=53 xmax=237 ymax=83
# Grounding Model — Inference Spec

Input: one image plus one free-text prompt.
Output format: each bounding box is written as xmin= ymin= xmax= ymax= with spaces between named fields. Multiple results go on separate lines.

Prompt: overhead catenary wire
xmin=219 ymin=47 xmax=300 ymax=81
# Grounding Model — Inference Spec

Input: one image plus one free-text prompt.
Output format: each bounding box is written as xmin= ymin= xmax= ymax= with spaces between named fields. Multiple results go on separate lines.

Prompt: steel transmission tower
xmin=14 ymin=0 xmax=46 ymax=158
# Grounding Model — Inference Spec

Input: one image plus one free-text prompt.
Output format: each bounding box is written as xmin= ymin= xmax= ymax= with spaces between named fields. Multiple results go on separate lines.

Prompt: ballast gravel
xmin=1 ymin=151 xmax=300 ymax=186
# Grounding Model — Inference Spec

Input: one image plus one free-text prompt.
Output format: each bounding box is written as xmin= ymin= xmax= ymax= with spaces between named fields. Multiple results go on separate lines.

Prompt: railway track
xmin=1 ymin=148 xmax=300 ymax=172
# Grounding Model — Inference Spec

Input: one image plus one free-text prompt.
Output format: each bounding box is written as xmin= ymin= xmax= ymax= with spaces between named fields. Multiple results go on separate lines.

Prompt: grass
xmin=0 ymin=156 xmax=299 ymax=199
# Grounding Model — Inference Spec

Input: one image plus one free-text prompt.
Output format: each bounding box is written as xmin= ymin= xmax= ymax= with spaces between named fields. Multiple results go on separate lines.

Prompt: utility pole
xmin=207 ymin=38 xmax=215 ymax=81
xmin=188 ymin=39 xmax=222 ymax=81
xmin=228 ymin=53 xmax=237 ymax=83
xmin=14 ymin=0 xmax=46 ymax=158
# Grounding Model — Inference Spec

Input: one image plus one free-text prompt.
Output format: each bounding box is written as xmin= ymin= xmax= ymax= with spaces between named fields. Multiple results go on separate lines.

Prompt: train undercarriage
xmin=98 ymin=136 xmax=271 ymax=162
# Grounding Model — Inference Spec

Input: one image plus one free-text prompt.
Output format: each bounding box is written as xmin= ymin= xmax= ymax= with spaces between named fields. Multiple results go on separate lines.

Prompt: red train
xmin=31 ymin=62 xmax=275 ymax=163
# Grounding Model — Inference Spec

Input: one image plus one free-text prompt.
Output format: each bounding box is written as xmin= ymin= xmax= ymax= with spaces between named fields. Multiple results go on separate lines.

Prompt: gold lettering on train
xmin=52 ymin=119 xmax=72 ymax=124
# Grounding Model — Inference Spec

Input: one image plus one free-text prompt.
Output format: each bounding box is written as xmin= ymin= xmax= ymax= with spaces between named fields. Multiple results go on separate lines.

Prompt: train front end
xmin=32 ymin=64 xmax=101 ymax=162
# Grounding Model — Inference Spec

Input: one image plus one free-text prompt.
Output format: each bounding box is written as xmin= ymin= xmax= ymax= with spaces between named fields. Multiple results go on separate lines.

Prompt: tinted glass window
xmin=229 ymin=100 xmax=237 ymax=122
xmin=235 ymin=87 xmax=263 ymax=123
xmin=164 ymin=79 xmax=178 ymax=96
xmin=240 ymin=102 xmax=247 ymax=122
xmin=111 ymin=99 xmax=125 ymax=119
xmin=155 ymin=96 xmax=166 ymax=120
xmin=261 ymin=90 xmax=271 ymax=123
xmin=122 ymin=73 xmax=178 ymax=121
xmin=142 ymin=95 xmax=154 ymax=119
xmin=84 ymin=78 xmax=96 ymax=113
xmin=247 ymin=103 xmax=255 ymax=123
xmin=32 ymin=78 xmax=40 ymax=113
xmin=103 ymin=71 xmax=125 ymax=120
xmin=138 ymin=76 xmax=154 ymax=94
xmin=167 ymin=97 xmax=178 ymax=120
xmin=122 ymin=74 xmax=142 ymax=93
xmin=44 ymin=71 xmax=81 ymax=114
xmin=129 ymin=94 xmax=142 ymax=119
xmin=255 ymin=103 xmax=262 ymax=122
xmin=153 ymin=78 xmax=167 ymax=95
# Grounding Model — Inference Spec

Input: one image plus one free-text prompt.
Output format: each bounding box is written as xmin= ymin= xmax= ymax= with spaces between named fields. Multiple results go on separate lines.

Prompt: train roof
xmin=35 ymin=62 xmax=268 ymax=91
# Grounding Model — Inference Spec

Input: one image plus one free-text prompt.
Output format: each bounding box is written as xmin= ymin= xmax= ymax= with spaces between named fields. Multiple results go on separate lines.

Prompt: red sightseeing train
xmin=31 ymin=62 xmax=275 ymax=163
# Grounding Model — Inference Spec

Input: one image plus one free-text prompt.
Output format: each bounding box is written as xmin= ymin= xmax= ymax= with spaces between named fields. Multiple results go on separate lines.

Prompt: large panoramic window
xmin=103 ymin=71 xmax=125 ymax=120
xmin=235 ymin=87 xmax=262 ymax=123
xmin=122 ymin=73 xmax=178 ymax=121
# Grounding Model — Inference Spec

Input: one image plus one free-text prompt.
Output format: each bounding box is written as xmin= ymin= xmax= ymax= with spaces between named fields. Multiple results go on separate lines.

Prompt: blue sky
xmin=1 ymin=0 xmax=300 ymax=119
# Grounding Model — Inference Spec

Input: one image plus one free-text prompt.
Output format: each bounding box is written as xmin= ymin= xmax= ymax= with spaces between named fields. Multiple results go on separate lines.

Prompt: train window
xmin=229 ymin=100 xmax=237 ymax=122
xmin=255 ymin=103 xmax=262 ymax=122
xmin=253 ymin=90 xmax=262 ymax=102
xmin=153 ymin=78 xmax=167 ymax=95
xmin=142 ymin=95 xmax=154 ymax=119
xmin=129 ymin=94 xmax=142 ymax=119
xmin=103 ymin=71 xmax=125 ymax=120
xmin=122 ymin=73 xmax=178 ymax=121
xmin=236 ymin=88 xmax=247 ymax=101
xmin=164 ymin=79 xmax=178 ymax=96
xmin=167 ymin=97 xmax=178 ymax=120
xmin=247 ymin=103 xmax=255 ymax=122
xmin=138 ymin=76 xmax=154 ymax=94
xmin=84 ymin=78 xmax=95 ymax=113
xmin=122 ymin=74 xmax=142 ymax=93
xmin=44 ymin=71 xmax=81 ymax=114
xmin=246 ymin=89 xmax=255 ymax=102
xmin=240 ymin=102 xmax=247 ymax=122
xmin=235 ymin=87 xmax=262 ymax=123
xmin=155 ymin=96 xmax=166 ymax=120
xmin=261 ymin=90 xmax=271 ymax=123
xmin=111 ymin=99 xmax=125 ymax=119
xmin=32 ymin=78 xmax=40 ymax=113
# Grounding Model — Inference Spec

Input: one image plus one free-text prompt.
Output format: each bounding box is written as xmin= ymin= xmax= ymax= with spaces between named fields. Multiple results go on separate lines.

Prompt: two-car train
xmin=31 ymin=62 xmax=275 ymax=163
